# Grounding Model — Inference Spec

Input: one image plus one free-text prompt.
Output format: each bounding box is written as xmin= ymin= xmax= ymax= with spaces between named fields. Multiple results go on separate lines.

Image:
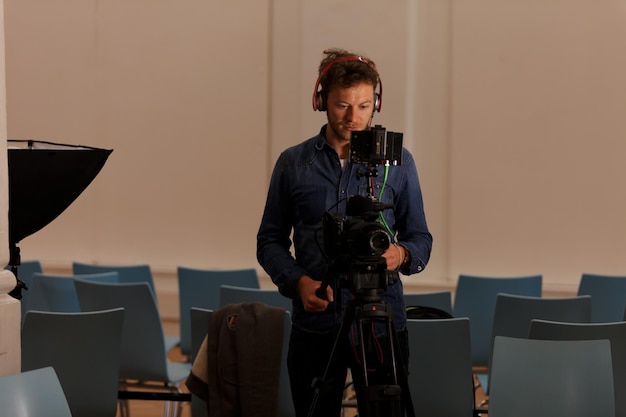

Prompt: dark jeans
xmin=287 ymin=324 xmax=409 ymax=417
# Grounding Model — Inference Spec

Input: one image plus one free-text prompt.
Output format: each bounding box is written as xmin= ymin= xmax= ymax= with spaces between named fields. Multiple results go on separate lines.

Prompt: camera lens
xmin=368 ymin=229 xmax=390 ymax=253
xmin=346 ymin=221 xmax=390 ymax=256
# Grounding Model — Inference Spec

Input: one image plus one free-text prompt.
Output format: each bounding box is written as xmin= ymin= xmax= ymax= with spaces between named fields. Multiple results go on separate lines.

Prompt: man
xmin=257 ymin=48 xmax=432 ymax=417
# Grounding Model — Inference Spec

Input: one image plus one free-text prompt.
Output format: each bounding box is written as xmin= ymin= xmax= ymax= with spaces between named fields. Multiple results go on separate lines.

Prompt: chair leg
xmin=175 ymin=400 xmax=184 ymax=417
xmin=119 ymin=398 xmax=130 ymax=417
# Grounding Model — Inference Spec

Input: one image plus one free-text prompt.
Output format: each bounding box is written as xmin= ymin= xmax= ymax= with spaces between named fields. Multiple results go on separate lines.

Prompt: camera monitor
xmin=350 ymin=125 xmax=402 ymax=166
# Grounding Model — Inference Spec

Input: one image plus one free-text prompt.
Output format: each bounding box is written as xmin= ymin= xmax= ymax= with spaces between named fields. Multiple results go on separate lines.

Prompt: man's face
xmin=325 ymin=82 xmax=376 ymax=144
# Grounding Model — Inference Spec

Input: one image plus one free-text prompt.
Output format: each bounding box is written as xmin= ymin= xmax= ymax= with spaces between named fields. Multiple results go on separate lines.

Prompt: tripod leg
xmin=350 ymin=322 xmax=403 ymax=417
xmin=350 ymin=302 xmax=416 ymax=417
xmin=389 ymin=327 xmax=416 ymax=417
xmin=307 ymin=303 xmax=358 ymax=417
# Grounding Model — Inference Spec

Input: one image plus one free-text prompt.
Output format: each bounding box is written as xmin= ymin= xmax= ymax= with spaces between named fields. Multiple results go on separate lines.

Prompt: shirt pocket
xmin=293 ymin=185 xmax=328 ymax=225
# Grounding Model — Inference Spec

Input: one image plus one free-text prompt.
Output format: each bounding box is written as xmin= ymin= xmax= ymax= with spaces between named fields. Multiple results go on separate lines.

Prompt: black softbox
xmin=7 ymin=140 xmax=113 ymax=297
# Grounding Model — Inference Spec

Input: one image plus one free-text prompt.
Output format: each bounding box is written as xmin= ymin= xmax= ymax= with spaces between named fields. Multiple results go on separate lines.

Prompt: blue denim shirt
xmin=257 ymin=125 xmax=432 ymax=334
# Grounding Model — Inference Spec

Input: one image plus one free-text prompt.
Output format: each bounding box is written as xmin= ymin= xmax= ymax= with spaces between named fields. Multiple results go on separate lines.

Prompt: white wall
xmin=5 ymin=0 xmax=271 ymax=272
xmin=449 ymin=0 xmax=626 ymax=289
xmin=4 ymin=0 xmax=626 ymax=308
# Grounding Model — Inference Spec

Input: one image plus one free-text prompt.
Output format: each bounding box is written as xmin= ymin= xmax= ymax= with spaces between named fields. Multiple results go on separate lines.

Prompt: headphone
xmin=311 ymin=55 xmax=383 ymax=112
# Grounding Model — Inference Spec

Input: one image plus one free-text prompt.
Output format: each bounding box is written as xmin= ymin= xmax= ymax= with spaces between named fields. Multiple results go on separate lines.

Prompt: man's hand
xmin=296 ymin=275 xmax=334 ymax=312
xmin=383 ymin=244 xmax=405 ymax=271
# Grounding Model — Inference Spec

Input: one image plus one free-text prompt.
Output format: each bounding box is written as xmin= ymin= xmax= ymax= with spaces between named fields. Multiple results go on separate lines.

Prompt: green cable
xmin=377 ymin=164 xmax=395 ymax=240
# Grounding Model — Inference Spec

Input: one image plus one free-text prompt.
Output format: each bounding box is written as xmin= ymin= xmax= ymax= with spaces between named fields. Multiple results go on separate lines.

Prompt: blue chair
xmin=219 ymin=284 xmax=292 ymax=312
xmin=75 ymin=280 xmax=191 ymax=417
xmin=72 ymin=261 xmax=157 ymax=296
xmin=577 ymin=273 xmax=626 ymax=322
xmin=452 ymin=274 xmax=542 ymax=368
xmin=0 ymin=367 xmax=72 ymax=417
xmin=73 ymin=261 xmax=178 ymax=352
xmin=530 ymin=319 xmax=626 ymax=417
xmin=22 ymin=308 xmax=124 ymax=417
xmin=26 ymin=272 xmax=118 ymax=314
xmin=481 ymin=294 xmax=592 ymax=395
xmin=406 ymin=317 xmax=474 ymax=417
xmin=177 ymin=266 xmax=259 ymax=357
xmin=488 ymin=337 xmax=614 ymax=417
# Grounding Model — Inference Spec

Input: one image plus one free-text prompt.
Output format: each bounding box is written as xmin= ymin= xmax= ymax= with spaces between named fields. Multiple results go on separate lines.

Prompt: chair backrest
xmin=220 ymin=284 xmax=292 ymax=312
xmin=488 ymin=336 xmax=615 ymax=417
xmin=21 ymin=309 xmax=124 ymax=417
xmin=177 ymin=266 xmax=259 ymax=356
xmin=529 ymin=319 xmax=626 ymax=417
xmin=0 ymin=367 xmax=72 ymax=417
xmin=492 ymin=294 xmax=592 ymax=340
xmin=406 ymin=318 xmax=474 ymax=417
xmin=72 ymin=261 xmax=156 ymax=296
xmin=577 ymin=273 xmax=626 ymax=322
xmin=452 ymin=274 xmax=542 ymax=366
xmin=485 ymin=293 xmax=592 ymax=393
xmin=74 ymin=279 xmax=169 ymax=381
xmin=404 ymin=291 xmax=453 ymax=316
xmin=26 ymin=272 xmax=118 ymax=314
xmin=190 ymin=307 xmax=213 ymax=362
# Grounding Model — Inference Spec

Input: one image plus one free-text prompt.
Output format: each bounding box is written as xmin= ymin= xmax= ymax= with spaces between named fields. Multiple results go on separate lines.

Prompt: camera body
xmin=322 ymin=125 xmax=403 ymax=295
xmin=323 ymin=202 xmax=396 ymax=295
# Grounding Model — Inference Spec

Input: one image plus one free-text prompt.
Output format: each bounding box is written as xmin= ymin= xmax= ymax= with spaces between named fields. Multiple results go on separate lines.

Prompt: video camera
xmin=322 ymin=125 xmax=403 ymax=295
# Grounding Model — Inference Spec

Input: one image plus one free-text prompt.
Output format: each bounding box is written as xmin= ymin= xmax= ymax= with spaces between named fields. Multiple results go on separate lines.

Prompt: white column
xmin=0 ymin=0 xmax=21 ymax=376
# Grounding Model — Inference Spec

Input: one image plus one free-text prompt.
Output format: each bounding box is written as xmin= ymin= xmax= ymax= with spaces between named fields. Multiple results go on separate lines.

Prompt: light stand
xmin=7 ymin=139 xmax=113 ymax=298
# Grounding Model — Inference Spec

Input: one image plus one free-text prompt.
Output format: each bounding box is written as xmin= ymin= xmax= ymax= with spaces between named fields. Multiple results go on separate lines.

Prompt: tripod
xmin=308 ymin=285 xmax=416 ymax=417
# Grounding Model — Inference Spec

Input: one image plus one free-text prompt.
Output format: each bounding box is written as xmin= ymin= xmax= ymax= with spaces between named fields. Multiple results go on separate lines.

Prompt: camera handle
xmin=307 ymin=292 xmax=415 ymax=417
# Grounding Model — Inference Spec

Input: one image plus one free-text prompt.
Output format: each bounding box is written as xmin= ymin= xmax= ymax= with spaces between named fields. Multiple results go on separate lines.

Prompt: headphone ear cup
xmin=374 ymin=92 xmax=381 ymax=113
xmin=316 ymin=90 xmax=326 ymax=112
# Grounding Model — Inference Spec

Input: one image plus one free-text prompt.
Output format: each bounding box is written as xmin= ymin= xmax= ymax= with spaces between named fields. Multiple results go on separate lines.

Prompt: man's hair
xmin=317 ymin=48 xmax=379 ymax=94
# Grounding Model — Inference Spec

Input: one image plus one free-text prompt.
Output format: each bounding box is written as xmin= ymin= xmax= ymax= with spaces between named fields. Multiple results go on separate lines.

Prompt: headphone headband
xmin=311 ymin=55 xmax=383 ymax=112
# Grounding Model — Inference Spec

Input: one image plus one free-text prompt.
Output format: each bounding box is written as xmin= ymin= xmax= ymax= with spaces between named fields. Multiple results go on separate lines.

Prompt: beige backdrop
xmin=4 ymin=0 xmax=626 ymax=313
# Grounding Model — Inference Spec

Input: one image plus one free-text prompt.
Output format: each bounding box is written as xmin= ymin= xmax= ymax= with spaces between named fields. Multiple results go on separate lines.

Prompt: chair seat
xmin=166 ymin=361 xmax=193 ymax=384
xmin=165 ymin=335 xmax=180 ymax=353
